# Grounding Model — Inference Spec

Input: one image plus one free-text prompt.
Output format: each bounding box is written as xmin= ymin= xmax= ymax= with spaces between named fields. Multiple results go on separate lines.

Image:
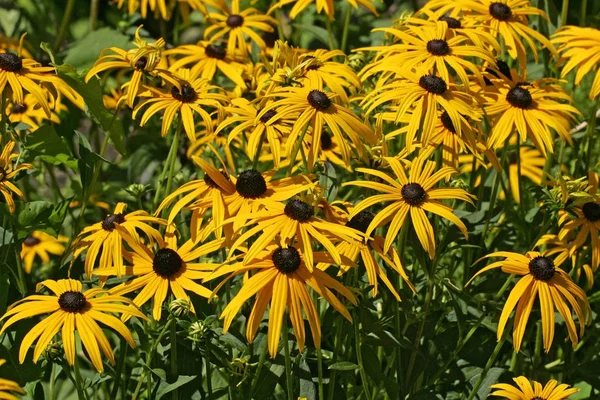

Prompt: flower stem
xmin=317 ymin=347 xmax=324 ymax=400
xmin=326 ymin=316 xmax=344 ymax=400
xmin=109 ymin=337 xmax=128 ymax=400
xmin=560 ymin=0 xmax=569 ymax=26
xmin=353 ymin=309 xmax=371 ymax=399
xmin=325 ymin=18 xmax=335 ymax=51
xmin=54 ymin=0 xmax=76 ymax=51
xmin=466 ymin=333 xmax=507 ymax=400
xmin=340 ymin=5 xmax=352 ymax=53
xmin=165 ymin=121 xmax=182 ymax=200
xmin=205 ymin=344 xmax=214 ymax=398
xmin=171 ymin=318 xmax=179 ymax=400
xmin=90 ymin=0 xmax=99 ymax=31
xmin=154 ymin=118 xmax=181 ymax=209
xmin=283 ymin=318 xmax=294 ymax=400
xmin=73 ymin=351 xmax=86 ymax=400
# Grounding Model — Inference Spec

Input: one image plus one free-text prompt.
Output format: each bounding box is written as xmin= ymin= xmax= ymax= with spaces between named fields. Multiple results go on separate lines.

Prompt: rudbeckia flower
xmin=205 ymin=0 xmax=276 ymax=57
xmin=361 ymin=70 xmax=480 ymax=152
xmin=558 ymin=172 xmax=600 ymax=270
xmin=468 ymin=251 xmax=591 ymax=352
xmin=85 ymin=26 xmax=172 ymax=108
xmin=5 ymin=93 xmax=64 ymax=131
xmin=0 ymin=360 xmax=24 ymax=399
xmin=490 ymin=377 xmax=578 ymax=399
xmin=72 ymin=202 xmax=166 ymax=277
xmin=258 ymin=85 xmax=376 ymax=171
xmin=97 ymin=231 xmax=224 ymax=321
xmin=20 ymin=231 xmax=67 ymax=274
xmin=206 ymin=244 xmax=357 ymax=357
xmin=217 ymin=97 xmax=292 ymax=169
xmin=227 ymin=197 xmax=362 ymax=270
xmin=553 ymin=25 xmax=600 ymax=100
xmin=166 ymin=41 xmax=248 ymax=89
xmin=269 ymin=0 xmax=378 ymax=20
xmin=0 ymin=279 xmax=145 ymax=372
xmin=485 ymin=78 xmax=579 ymax=156
xmin=134 ymin=69 xmax=229 ymax=142
xmin=345 ymin=155 xmax=475 ymax=258
xmin=0 ymin=140 xmax=32 ymax=213
xmin=112 ymin=0 xmax=173 ymax=19
xmin=362 ymin=21 xmax=496 ymax=89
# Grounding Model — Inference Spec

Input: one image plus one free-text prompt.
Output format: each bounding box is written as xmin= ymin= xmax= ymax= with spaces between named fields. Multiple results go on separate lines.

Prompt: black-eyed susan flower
xmin=5 ymin=93 xmax=64 ymax=131
xmin=0 ymin=279 xmax=145 ymax=372
xmin=558 ymin=172 xmax=600 ymax=270
xmin=269 ymin=0 xmax=378 ymax=19
xmin=97 ymin=231 xmax=224 ymax=321
xmin=155 ymin=156 xmax=236 ymax=241
xmin=0 ymin=140 xmax=32 ymax=213
xmin=345 ymin=155 xmax=475 ymax=258
xmin=485 ymin=78 xmax=579 ymax=157
xmin=20 ymin=231 xmax=67 ymax=274
xmin=205 ymin=0 xmax=276 ymax=57
xmin=166 ymin=41 xmax=248 ymax=89
xmin=553 ymin=26 xmax=600 ymax=100
xmin=112 ymin=0 xmax=173 ymax=19
xmin=362 ymin=70 xmax=480 ymax=152
xmin=489 ymin=376 xmax=579 ymax=399
xmin=362 ymin=21 xmax=496 ymax=88
xmin=228 ymin=197 xmax=362 ymax=270
xmin=72 ymin=202 xmax=166 ymax=278
xmin=217 ymin=97 xmax=292 ymax=169
xmin=85 ymin=26 xmax=172 ymax=108
xmin=134 ymin=69 xmax=229 ymax=142
xmin=468 ymin=251 xmax=591 ymax=352
xmin=258 ymin=85 xmax=376 ymax=171
xmin=0 ymin=360 xmax=24 ymax=399
xmin=206 ymin=244 xmax=357 ymax=357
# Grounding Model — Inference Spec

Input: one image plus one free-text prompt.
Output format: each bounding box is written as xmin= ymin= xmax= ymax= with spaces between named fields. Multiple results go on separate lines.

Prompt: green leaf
xmin=25 ymin=125 xmax=78 ymax=170
xmin=55 ymin=64 xmax=126 ymax=155
xmin=16 ymin=199 xmax=71 ymax=237
xmin=328 ymin=361 xmax=359 ymax=371
xmin=63 ymin=27 xmax=133 ymax=70
xmin=155 ymin=375 xmax=197 ymax=399
xmin=74 ymin=130 xmax=105 ymax=202
xmin=298 ymin=356 xmax=316 ymax=399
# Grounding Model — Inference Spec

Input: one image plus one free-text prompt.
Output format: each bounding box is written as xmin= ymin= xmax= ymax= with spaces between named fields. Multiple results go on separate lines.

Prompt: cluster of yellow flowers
xmin=2 ymin=0 xmax=600 ymax=397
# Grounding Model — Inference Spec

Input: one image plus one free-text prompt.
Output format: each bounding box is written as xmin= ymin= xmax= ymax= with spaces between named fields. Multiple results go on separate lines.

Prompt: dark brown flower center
xmin=489 ymin=2 xmax=512 ymax=20
xmin=582 ymin=202 xmax=600 ymax=222
xmin=0 ymin=52 xmax=23 ymax=72
xmin=205 ymin=44 xmax=226 ymax=60
xmin=307 ymin=90 xmax=332 ymax=111
xmin=401 ymin=183 xmax=427 ymax=206
xmin=506 ymin=86 xmax=532 ymax=109
xmin=236 ymin=169 xmax=267 ymax=198
xmin=226 ymin=14 xmax=244 ymax=28
xmin=153 ymin=248 xmax=184 ymax=278
xmin=134 ymin=56 xmax=148 ymax=70
xmin=272 ymin=247 xmax=301 ymax=274
xmin=528 ymin=256 xmax=555 ymax=281
xmin=0 ymin=166 xmax=6 ymax=181
xmin=58 ymin=291 xmax=88 ymax=313
xmin=508 ymin=152 xmax=518 ymax=165
xmin=439 ymin=16 xmax=461 ymax=29
xmin=101 ymin=213 xmax=125 ymax=231
xmin=261 ymin=31 xmax=277 ymax=48
xmin=171 ymin=84 xmax=197 ymax=103
xmin=23 ymin=236 xmax=41 ymax=247
xmin=346 ymin=211 xmax=375 ymax=234
xmin=440 ymin=111 xmax=456 ymax=133
xmin=203 ymin=170 xmax=230 ymax=188
xmin=427 ymin=39 xmax=450 ymax=56
xmin=12 ymin=103 xmax=27 ymax=114
xmin=496 ymin=59 xmax=511 ymax=78
xmin=284 ymin=199 xmax=313 ymax=222
xmin=321 ymin=131 xmax=333 ymax=150
xmin=259 ymin=109 xmax=277 ymax=124
xmin=419 ymin=75 xmax=447 ymax=95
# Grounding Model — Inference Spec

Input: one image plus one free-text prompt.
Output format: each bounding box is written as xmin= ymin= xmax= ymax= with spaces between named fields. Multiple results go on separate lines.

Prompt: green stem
xmin=154 ymin=119 xmax=181 ymax=208
xmin=325 ymin=18 xmax=335 ymax=51
xmin=466 ymin=334 xmax=507 ymax=400
xmin=90 ymin=0 xmax=99 ymax=31
xmin=49 ymin=361 xmax=57 ymax=400
xmin=353 ymin=309 xmax=371 ymax=399
xmin=73 ymin=352 xmax=86 ymax=400
xmin=252 ymin=131 xmax=266 ymax=170
xmin=171 ymin=319 xmax=179 ymax=400
xmin=287 ymin=125 xmax=310 ymax=175
xmin=340 ymin=5 xmax=352 ymax=53
xmin=54 ymin=0 xmax=76 ymax=51
xmin=109 ymin=338 xmax=128 ymax=400
xmin=317 ymin=347 xmax=324 ymax=400
xmin=326 ymin=316 xmax=344 ymax=400
xmin=165 ymin=122 xmax=181 ymax=199
xmin=205 ymin=343 xmax=214 ymax=399
xmin=580 ymin=0 xmax=587 ymax=25
xmin=250 ymin=337 xmax=269 ymax=396
xmin=560 ymin=0 xmax=569 ymax=26
xmin=282 ymin=318 xmax=294 ymax=400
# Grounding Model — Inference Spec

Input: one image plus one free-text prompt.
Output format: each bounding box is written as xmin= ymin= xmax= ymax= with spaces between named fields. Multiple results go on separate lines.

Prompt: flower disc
xmin=528 ymin=256 xmax=555 ymax=281
xmin=307 ymin=90 xmax=332 ymax=111
xmin=346 ymin=211 xmax=375 ymax=234
xmin=427 ymin=39 xmax=450 ymax=56
xmin=272 ymin=247 xmax=301 ymax=274
xmin=0 ymin=52 xmax=22 ymax=72
xmin=284 ymin=199 xmax=314 ymax=222
xmin=226 ymin=14 xmax=244 ymax=27
xmin=58 ymin=291 xmax=88 ymax=313
xmin=419 ymin=75 xmax=447 ymax=95
xmin=236 ymin=170 xmax=267 ymax=198
xmin=401 ymin=183 xmax=427 ymax=206
xmin=153 ymin=248 xmax=184 ymax=278
xmin=506 ymin=86 xmax=533 ymax=109
xmin=102 ymin=213 xmax=125 ymax=231
xmin=489 ymin=2 xmax=512 ymax=20
xmin=582 ymin=202 xmax=600 ymax=222
xmin=23 ymin=236 xmax=41 ymax=247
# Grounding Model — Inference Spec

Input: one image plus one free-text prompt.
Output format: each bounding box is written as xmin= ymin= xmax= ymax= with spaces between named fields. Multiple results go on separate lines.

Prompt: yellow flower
xmin=345 ymin=155 xmax=475 ymax=258
xmin=85 ymin=26 xmax=172 ymax=108
xmin=553 ymin=25 xmax=600 ymax=99
xmin=206 ymin=244 xmax=357 ymax=357
xmin=4 ymin=93 xmax=64 ymax=131
xmin=134 ymin=69 xmax=229 ymax=142
xmin=0 ymin=279 xmax=145 ymax=372
xmin=506 ymin=145 xmax=545 ymax=204
xmin=269 ymin=0 xmax=378 ymax=20
xmin=96 ymin=231 xmax=224 ymax=321
xmin=489 ymin=376 xmax=578 ymax=399
xmin=112 ymin=0 xmax=173 ymax=20
xmin=485 ymin=78 xmax=579 ymax=157
xmin=20 ymin=231 xmax=67 ymax=274
xmin=468 ymin=251 xmax=591 ymax=352
xmin=72 ymin=202 xmax=166 ymax=278
xmin=0 ymin=140 xmax=32 ymax=213
xmin=0 ymin=360 xmax=24 ymax=400
xmin=205 ymin=0 xmax=276 ymax=57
